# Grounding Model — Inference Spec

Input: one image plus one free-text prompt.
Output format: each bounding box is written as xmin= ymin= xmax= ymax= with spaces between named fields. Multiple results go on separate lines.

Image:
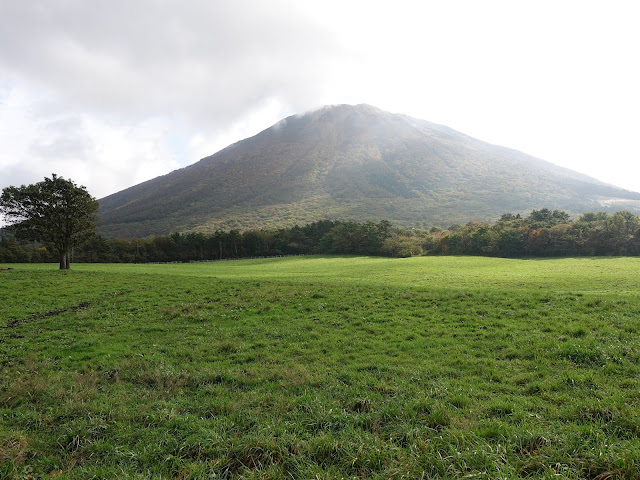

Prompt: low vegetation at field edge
xmin=1 ymin=256 xmax=640 ymax=479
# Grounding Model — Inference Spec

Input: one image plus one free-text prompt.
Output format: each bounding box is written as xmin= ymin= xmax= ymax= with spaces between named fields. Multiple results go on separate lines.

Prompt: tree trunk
xmin=59 ymin=250 xmax=71 ymax=269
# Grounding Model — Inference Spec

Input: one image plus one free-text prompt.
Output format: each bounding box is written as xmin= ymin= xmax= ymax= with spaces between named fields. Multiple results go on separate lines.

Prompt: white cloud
xmin=0 ymin=83 xmax=181 ymax=198
xmin=0 ymin=0 xmax=639 ymax=200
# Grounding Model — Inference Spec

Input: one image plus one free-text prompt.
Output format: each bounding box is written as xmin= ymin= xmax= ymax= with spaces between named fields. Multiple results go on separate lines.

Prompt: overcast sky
xmin=1 ymin=0 xmax=639 ymax=202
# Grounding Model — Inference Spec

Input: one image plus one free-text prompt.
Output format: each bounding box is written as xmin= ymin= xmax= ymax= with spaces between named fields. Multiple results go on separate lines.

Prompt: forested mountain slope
xmin=98 ymin=104 xmax=640 ymax=238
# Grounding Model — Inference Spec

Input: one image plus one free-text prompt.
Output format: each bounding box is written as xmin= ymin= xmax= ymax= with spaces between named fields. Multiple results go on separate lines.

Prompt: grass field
xmin=1 ymin=256 xmax=640 ymax=479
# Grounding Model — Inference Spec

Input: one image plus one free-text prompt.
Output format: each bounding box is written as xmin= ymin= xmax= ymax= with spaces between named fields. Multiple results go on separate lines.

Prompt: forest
xmin=2 ymin=209 xmax=640 ymax=263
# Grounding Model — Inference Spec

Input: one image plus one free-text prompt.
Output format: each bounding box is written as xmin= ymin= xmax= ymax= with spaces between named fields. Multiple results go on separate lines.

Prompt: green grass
xmin=1 ymin=256 xmax=640 ymax=479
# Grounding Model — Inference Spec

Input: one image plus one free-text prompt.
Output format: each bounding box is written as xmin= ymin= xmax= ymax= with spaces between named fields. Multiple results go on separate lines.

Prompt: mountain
xmin=98 ymin=104 xmax=640 ymax=238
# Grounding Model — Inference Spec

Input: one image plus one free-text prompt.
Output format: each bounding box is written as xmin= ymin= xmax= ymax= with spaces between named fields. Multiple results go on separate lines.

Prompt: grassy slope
xmin=1 ymin=257 xmax=640 ymax=479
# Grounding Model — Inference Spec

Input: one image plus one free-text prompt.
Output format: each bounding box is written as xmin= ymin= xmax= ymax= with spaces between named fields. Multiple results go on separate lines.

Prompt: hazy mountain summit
xmin=98 ymin=104 xmax=640 ymax=237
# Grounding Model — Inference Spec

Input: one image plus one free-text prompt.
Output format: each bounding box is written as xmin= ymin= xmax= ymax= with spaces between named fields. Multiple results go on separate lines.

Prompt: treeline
xmin=2 ymin=209 xmax=640 ymax=263
xmin=0 ymin=220 xmax=405 ymax=263
xmin=437 ymin=209 xmax=640 ymax=257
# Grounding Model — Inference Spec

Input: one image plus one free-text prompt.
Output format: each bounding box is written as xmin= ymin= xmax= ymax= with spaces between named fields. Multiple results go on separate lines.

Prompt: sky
xmin=1 ymin=0 xmax=639 ymax=202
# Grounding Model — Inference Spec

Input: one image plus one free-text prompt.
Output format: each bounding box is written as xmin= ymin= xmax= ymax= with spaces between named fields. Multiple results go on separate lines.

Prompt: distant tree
xmin=523 ymin=228 xmax=550 ymax=256
xmin=607 ymin=211 xmax=640 ymax=254
xmin=496 ymin=229 xmax=525 ymax=257
xmin=381 ymin=235 xmax=423 ymax=257
xmin=498 ymin=213 xmax=520 ymax=223
xmin=320 ymin=222 xmax=366 ymax=254
xmin=578 ymin=212 xmax=608 ymax=223
xmin=440 ymin=231 xmax=463 ymax=254
xmin=546 ymin=224 xmax=575 ymax=256
xmin=228 ymin=230 xmax=242 ymax=257
xmin=470 ymin=225 xmax=498 ymax=255
xmin=243 ymin=230 xmax=275 ymax=257
xmin=526 ymin=209 xmax=570 ymax=228
xmin=0 ymin=174 xmax=99 ymax=269
xmin=75 ymin=235 xmax=116 ymax=263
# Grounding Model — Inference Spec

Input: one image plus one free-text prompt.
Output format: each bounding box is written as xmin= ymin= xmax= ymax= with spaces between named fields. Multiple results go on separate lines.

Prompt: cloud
xmin=1 ymin=0 xmax=639 ymax=201
xmin=0 ymin=0 xmax=346 ymax=123
xmin=0 ymin=0 xmax=356 ymax=197
xmin=0 ymin=83 xmax=181 ymax=198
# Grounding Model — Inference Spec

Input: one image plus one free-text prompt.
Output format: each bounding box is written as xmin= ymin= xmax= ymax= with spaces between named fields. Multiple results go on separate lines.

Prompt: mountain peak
xmin=97 ymin=105 xmax=640 ymax=238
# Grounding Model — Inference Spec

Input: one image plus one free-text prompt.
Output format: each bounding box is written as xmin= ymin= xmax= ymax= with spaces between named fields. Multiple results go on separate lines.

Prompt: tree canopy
xmin=0 ymin=174 xmax=99 ymax=269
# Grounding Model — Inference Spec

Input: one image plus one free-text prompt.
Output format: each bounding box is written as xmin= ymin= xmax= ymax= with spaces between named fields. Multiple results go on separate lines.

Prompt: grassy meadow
xmin=1 ymin=256 xmax=640 ymax=479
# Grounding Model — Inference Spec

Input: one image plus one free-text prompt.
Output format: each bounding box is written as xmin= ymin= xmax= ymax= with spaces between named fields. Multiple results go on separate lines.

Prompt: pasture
xmin=1 ymin=256 xmax=640 ymax=479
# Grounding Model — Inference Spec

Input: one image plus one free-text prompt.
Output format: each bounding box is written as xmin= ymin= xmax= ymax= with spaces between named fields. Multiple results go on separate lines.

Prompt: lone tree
xmin=0 ymin=174 xmax=99 ymax=269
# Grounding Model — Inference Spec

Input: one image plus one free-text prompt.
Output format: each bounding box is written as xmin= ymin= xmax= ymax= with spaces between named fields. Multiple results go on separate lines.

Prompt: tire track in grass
xmin=2 ymin=290 xmax=136 ymax=328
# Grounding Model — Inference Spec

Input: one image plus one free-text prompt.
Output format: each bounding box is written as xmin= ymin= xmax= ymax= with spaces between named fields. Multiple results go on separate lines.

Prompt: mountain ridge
xmin=97 ymin=104 xmax=640 ymax=238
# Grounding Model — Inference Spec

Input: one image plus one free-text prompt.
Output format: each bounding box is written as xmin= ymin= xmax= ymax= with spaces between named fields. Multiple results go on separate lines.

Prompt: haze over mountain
xmin=98 ymin=104 xmax=640 ymax=238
